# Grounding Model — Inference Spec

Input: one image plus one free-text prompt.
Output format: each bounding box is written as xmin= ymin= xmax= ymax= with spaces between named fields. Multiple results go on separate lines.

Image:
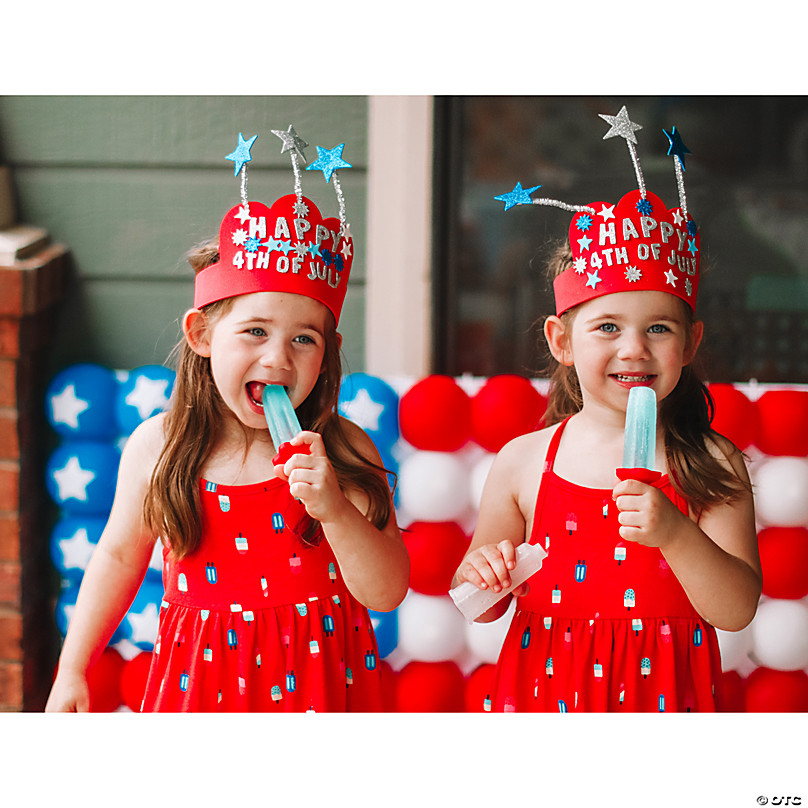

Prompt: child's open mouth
xmin=613 ymin=374 xmax=655 ymax=385
xmin=247 ymin=382 xmax=267 ymax=407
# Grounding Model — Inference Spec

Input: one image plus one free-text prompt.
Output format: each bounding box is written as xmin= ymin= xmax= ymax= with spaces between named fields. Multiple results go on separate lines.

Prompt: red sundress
xmin=140 ymin=477 xmax=383 ymax=712
xmin=490 ymin=417 xmax=723 ymax=713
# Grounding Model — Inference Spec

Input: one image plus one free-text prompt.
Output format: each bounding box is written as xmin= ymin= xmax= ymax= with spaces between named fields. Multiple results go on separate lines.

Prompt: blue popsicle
xmin=262 ymin=384 xmax=309 ymax=464
xmin=622 ymin=386 xmax=657 ymax=470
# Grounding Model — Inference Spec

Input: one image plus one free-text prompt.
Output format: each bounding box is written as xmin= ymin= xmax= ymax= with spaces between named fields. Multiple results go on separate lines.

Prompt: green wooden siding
xmin=0 ymin=95 xmax=369 ymax=373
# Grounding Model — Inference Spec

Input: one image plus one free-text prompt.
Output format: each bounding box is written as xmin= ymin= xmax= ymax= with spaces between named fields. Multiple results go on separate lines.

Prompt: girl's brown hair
xmin=541 ymin=242 xmax=750 ymax=512
xmin=143 ymin=242 xmax=395 ymax=559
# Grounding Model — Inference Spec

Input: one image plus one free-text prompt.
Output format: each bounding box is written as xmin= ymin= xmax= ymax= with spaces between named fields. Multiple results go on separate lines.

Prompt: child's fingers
xmin=496 ymin=539 xmax=518 ymax=570
xmin=478 ymin=545 xmax=513 ymax=591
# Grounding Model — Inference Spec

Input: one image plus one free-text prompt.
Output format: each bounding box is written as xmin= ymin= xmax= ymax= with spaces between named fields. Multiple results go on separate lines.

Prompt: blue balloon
xmin=338 ymin=373 xmax=400 ymax=453
xmin=45 ymin=441 xmax=120 ymax=516
xmin=115 ymin=364 xmax=175 ymax=435
xmin=50 ymin=516 xmax=106 ymax=582
xmin=120 ymin=579 xmax=164 ymax=651
xmin=368 ymin=608 xmax=398 ymax=659
xmin=46 ymin=363 xmax=119 ymax=440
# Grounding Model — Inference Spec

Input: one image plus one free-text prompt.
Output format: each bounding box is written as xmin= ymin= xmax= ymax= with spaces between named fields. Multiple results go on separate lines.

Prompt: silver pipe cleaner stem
xmin=673 ymin=155 xmax=688 ymax=221
xmin=531 ymin=198 xmax=597 ymax=214
xmin=239 ymin=165 xmax=249 ymax=214
xmin=291 ymin=153 xmax=303 ymax=204
xmin=332 ymin=172 xmax=347 ymax=244
xmin=627 ymin=141 xmax=646 ymax=198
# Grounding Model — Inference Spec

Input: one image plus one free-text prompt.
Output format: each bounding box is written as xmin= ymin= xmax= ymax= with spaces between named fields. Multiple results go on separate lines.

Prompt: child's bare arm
xmin=45 ymin=417 xmax=163 ymax=711
xmin=613 ymin=436 xmax=761 ymax=631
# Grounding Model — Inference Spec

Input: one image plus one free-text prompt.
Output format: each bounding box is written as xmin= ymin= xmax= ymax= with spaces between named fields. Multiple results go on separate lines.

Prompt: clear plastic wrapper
xmin=449 ymin=542 xmax=548 ymax=623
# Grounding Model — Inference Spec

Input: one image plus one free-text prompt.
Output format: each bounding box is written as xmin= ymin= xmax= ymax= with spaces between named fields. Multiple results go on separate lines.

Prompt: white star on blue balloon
xmin=664 ymin=126 xmax=691 ymax=170
xmin=494 ymin=182 xmax=541 ymax=211
xmin=225 ymin=133 xmax=258 ymax=176
xmin=306 ymin=144 xmax=352 ymax=182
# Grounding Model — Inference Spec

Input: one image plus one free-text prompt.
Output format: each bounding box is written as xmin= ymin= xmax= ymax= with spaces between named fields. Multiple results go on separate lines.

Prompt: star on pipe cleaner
xmin=664 ymin=126 xmax=691 ymax=170
xmin=272 ymin=125 xmax=309 ymax=163
xmin=306 ymin=144 xmax=352 ymax=182
xmin=636 ymin=198 xmax=653 ymax=215
xmin=494 ymin=182 xmax=541 ymax=211
xmin=599 ymin=106 xmax=642 ymax=144
xmin=225 ymin=133 xmax=258 ymax=176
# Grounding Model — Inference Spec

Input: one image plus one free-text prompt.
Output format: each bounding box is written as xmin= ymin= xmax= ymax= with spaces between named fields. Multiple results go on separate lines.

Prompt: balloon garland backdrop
xmin=45 ymin=367 xmax=808 ymax=711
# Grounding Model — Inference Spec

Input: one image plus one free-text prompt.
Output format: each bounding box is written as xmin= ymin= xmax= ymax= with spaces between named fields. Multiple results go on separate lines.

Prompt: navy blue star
xmin=225 ymin=133 xmax=258 ymax=176
xmin=636 ymin=198 xmax=654 ymax=215
xmin=494 ymin=181 xmax=541 ymax=212
xmin=664 ymin=126 xmax=691 ymax=170
xmin=687 ymin=219 xmax=698 ymax=236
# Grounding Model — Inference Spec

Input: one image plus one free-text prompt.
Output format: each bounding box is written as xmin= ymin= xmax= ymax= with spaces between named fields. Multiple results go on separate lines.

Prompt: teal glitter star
xmin=494 ymin=181 xmax=541 ymax=211
xmin=225 ymin=133 xmax=258 ymax=176
xmin=306 ymin=144 xmax=352 ymax=182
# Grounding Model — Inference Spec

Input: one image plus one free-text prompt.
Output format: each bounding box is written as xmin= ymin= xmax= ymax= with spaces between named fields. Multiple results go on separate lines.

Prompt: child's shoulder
xmin=120 ymin=412 xmax=168 ymax=469
xmin=492 ymin=422 xmax=561 ymax=480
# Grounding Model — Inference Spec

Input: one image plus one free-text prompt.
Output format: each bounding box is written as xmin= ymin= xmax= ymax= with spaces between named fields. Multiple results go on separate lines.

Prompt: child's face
xmin=185 ymin=291 xmax=329 ymax=433
xmin=547 ymin=290 xmax=702 ymax=417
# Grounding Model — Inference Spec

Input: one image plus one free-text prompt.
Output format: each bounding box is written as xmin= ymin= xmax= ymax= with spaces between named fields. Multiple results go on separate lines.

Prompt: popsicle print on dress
xmin=565 ymin=512 xmax=577 ymax=536
xmin=624 ymin=588 xmax=636 ymax=610
xmin=235 ymin=532 xmax=248 ymax=553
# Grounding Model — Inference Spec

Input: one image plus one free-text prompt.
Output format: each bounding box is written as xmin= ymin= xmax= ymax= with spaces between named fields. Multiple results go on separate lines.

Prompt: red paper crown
xmin=496 ymin=107 xmax=700 ymax=317
xmin=554 ymin=188 xmax=699 ymax=316
xmin=193 ymin=194 xmax=353 ymax=323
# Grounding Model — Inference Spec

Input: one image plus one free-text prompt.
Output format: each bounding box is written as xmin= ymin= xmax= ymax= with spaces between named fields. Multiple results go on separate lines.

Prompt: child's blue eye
xmin=294 ymin=335 xmax=316 ymax=345
xmin=599 ymin=323 xmax=618 ymax=333
xmin=648 ymin=324 xmax=669 ymax=334
xmin=248 ymin=327 xmax=266 ymax=337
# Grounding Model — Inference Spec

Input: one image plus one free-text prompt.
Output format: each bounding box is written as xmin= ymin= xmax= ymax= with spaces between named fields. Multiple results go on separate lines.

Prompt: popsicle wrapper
xmin=449 ymin=542 xmax=548 ymax=623
xmin=616 ymin=386 xmax=662 ymax=483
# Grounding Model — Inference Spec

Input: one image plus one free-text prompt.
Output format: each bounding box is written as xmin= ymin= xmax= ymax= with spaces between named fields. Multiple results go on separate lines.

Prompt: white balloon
xmin=753 ymin=457 xmax=808 ymax=527
xmin=750 ymin=598 xmax=808 ymax=671
xmin=396 ymin=591 xmax=467 ymax=662
xmin=397 ymin=451 xmax=472 ymax=522
xmin=464 ymin=600 xmax=514 ymax=664
xmin=469 ymin=453 xmax=495 ymax=511
xmin=715 ymin=624 xmax=754 ymax=672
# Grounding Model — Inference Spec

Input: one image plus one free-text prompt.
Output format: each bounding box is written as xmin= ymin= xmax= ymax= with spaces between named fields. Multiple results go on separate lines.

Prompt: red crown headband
xmin=193 ymin=127 xmax=354 ymax=324
xmin=495 ymin=106 xmax=699 ymax=316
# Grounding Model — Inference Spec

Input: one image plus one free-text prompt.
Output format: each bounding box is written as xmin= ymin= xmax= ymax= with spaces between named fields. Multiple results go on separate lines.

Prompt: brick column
xmin=0 ymin=244 xmax=69 ymax=711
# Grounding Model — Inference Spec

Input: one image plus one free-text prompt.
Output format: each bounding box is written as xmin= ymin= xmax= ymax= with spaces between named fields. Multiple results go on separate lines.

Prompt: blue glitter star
xmin=687 ymin=220 xmax=698 ymax=236
xmin=636 ymin=198 xmax=654 ymax=215
xmin=664 ymin=126 xmax=691 ymax=170
xmin=687 ymin=238 xmax=699 ymax=256
xmin=575 ymin=213 xmax=593 ymax=232
xmin=225 ymin=133 xmax=258 ymax=176
xmin=306 ymin=144 xmax=352 ymax=182
xmin=494 ymin=182 xmax=541 ymax=211
xmin=307 ymin=241 xmax=322 ymax=259
xmin=244 ymin=236 xmax=261 ymax=253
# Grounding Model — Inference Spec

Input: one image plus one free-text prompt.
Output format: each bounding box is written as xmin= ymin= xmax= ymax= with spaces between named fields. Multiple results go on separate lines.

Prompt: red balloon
xmin=399 ymin=376 xmax=472 ymax=452
xmin=755 ymin=389 xmax=808 ymax=456
xmin=758 ymin=527 xmax=808 ymax=600
xmin=404 ymin=521 xmax=470 ymax=596
xmin=707 ymin=383 xmax=757 ymax=450
xmin=471 ymin=375 xmax=547 ymax=453
xmin=465 ymin=663 xmax=497 ymax=712
xmin=120 ymin=652 xmax=153 ymax=712
xmin=378 ymin=660 xmax=398 ymax=713
xmin=744 ymin=667 xmax=808 ymax=712
xmin=87 ymin=647 xmax=125 ymax=712
xmin=396 ymin=660 xmax=466 ymax=712
xmin=718 ymin=670 xmax=746 ymax=712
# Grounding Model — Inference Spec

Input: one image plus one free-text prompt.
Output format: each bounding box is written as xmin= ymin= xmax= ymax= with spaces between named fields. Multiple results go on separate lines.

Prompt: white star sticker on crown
xmin=625 ymin=265 xmax=642 ymax=282
xmin=341 ymin=239 xmax=352 ymax=260
xmin=339 ymin=388 xmax=385 ymax=431
xmin=232 ymin=228 xmax=248 ymax=246
xmin=234 ymin=205 xmax=252 ymax=224
xmin=586 ymin=270 xmax=602 ymax=289
xmin=293 ymin=200 xmax=310 ymax=217
xmin=672 ymin=209 xmax=683 ymax=226
xmin=577 ymin=234 xmax=593 ymax=252
xmin=58 ymin=526 xmax=96 ymax=570
xmin=125 ymin=376 xmax=171 ymax=420
xmin=573 ymin=257 xmax=587 ymax=274
xmin=52 ymin=455 xmax=96 ymax=502
xmin=50 ymin=384 xmax=90 ymax=429
xmin=597 ymin=203 xmax=616 ymax=221
xmin=665 ymin=269 xmax=678 ymax=287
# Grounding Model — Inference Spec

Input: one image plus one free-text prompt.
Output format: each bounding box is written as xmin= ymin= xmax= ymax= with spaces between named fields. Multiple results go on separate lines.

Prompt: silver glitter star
xmin=272 ymin=125 xmax=309 ymax=164
xmin=599 ymin=106 xmax=643 ymax=144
